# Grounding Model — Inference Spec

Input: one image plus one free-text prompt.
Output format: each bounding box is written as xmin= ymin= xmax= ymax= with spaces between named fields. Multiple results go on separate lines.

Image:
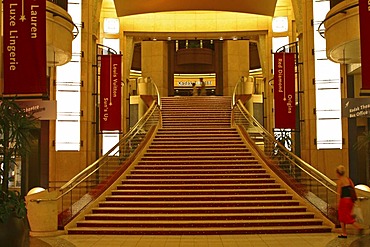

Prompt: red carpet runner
xmin=68 ymin=96 xmax=332 ymax=234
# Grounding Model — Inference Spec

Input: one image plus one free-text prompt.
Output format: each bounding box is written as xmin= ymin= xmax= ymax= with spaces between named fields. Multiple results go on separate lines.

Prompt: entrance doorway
xmin=167 ymin=40 xmax=224 ymax=96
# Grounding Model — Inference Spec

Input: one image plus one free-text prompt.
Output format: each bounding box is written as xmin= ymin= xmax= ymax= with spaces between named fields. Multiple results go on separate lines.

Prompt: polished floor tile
xmin=29 ymin=233 xmax=369 ymax=247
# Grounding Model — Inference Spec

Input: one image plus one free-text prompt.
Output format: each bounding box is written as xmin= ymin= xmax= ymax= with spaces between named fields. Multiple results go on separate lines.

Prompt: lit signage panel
xmin=274 ymin=52 xmax=296 ymax=129
xmin=3 ymin=0 xmax=47 ymax=95
xmin=100 ymin=54 xmax=122 ymax=131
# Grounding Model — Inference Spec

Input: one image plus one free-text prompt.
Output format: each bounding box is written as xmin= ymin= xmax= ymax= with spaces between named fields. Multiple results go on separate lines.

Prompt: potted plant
xmin=0 ymin=98 xmax=37 ymax=246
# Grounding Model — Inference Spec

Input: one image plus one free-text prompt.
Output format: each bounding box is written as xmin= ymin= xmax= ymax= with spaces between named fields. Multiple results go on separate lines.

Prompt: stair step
xmin=162 ymin=125 xmax=232 ymax=128
xmin=75 ymin=218 xmax=325 ymax=228
xmin=162 ymin=121 xmax=230 ymax=124
xmin=143 ymin=152 xmax=253 ymax=156
xmin=146 ymin=147 xmax=249 ymax=151
xmin=92 ymin=205 xmax=309 ymax=214
xmin=150 ymin=141 xmax=243 ymax=145
xmin=106 ymin=193 xmax=289 ymax=200
xmin=140 ymin=156 xmax=254 ymax=160
xmin=126 ymin=174 xmax=271 ymax=180
xmin=106 ymin=194 xmax=292 ymax=201
xmin=67 ymin=225 xmax=332 ymax=235
xmin=137 ymin=160 xmax=260 ymax=165
xmin=162 ymin=119 xmax=230 ymax=122
xmin=122 ymin=178 xmax=270 ymax=184
xmin=153 ymin=138 xmax=241 ymax=142
xmin=98 ymin=200 xmax=300 ymax=207
xmin=156 ymin=129 xmax=237 ymax=133
xmin=107 ymin=188 xmax=282 ymax=195
xmin=68 ymin=96 xmax=331 ymax=235
xmin=84 ymin=212 xmax=315 ymax=221
xmin=147 ymin=144 xmax=249 ymax=149
xmin=155 ymin=134 xmax=239 ymax=137
xmin=115 ymin=183 xmax=278 ymax=190
xmin=130 ymin=169 xmax=266 ymax=174
xmin=127 ymin=173 xmax=269 ymax=177
xmin=133 ymin=164 xmax=261 ymax=169
xmin=162 ymin=107 xmax=231 ymax=109
xmin=162 ymin=115 xmax=231 ymax=118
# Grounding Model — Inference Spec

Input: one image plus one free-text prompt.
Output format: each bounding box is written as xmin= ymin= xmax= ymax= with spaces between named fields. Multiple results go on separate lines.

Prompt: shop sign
xmin=100 ymin=54 xmax=122 ymax=131
xmin=17 ymin=100 xmax=57 ymax=120
xmin=3 ymin=0 xmax=46 ymax=95
xmin=274 ymin=52 xmax=296 ymax=129
xmin=174 ymin=78 xmax=215 ymax=87
xmin=342 ymin=98 xmax=370 ymax=118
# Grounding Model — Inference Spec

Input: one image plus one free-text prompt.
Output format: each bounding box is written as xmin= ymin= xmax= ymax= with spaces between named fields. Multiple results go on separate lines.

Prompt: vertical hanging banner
xmin=274 ymin=52 xmax=296 ymax=129
xmin=100 ymin=54 xmax=122 ymax=131
xmin=3 ymin=0 xmax=46 ymax=95
xmin=359 ymin=0 xmax=370 ymax=90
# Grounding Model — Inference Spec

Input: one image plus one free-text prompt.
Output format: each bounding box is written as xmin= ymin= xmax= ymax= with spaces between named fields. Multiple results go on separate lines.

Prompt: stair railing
xmin=58 ymin=101 xmax=160 ymax=227
xmin=232 ymin=100 xmax=339 ymax=224
xmin=138 ymin=77 xmax=161 ymax=109
xmin=30 ymin=80 xmax=161 ymax=229
xmin=231 ymin=76 xmax=254 ymax=108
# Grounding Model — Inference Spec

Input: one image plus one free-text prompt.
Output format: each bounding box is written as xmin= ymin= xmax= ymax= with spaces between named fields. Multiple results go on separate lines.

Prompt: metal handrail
xmin=317 ymin=2 xmax=358 ymax=39
xmin=58 ymin=102 xmax=159 ymax=194
xmin=149 ymin=77 xmax=161 ymax=109
xmin=235 ymin=101 xmax=337 ymax=190
xmin=232 ymin=77 xmax=245 ymax=107
xmin=32 ymin=78 xmax=161 ymax=208
xmin=31 ymin=101 xmax=159 ymax=204
xmin=137 ymin=77 xmax=161 ymax=109
xmin=46 ymin=5 xmax=79 ymax=40
xmin=232 ymin=99 xmax=338 ymax=223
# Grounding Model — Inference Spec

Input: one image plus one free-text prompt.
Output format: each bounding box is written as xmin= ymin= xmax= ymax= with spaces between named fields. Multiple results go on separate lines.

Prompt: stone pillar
xmin=122 ymin=36 xmax=134 ymax=133
xmin=141 ymin=41 xmax=169 ymax=97
xmin=222 ymin=40 xmax=250 ymax=96
xmin=79 ymin=0 xmax=98 ymax=172
xmin=299 ymin=0 xmax=317 ymax=166
xmin=258 ymin=34 xmax=274 ymax=131
xmin=122 ymin=36 xmax=134 ymax=82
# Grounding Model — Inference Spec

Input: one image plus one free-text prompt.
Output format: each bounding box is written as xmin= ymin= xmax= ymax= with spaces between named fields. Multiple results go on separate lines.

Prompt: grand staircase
xmin=67 ymin=96 xmax=332 ymax=235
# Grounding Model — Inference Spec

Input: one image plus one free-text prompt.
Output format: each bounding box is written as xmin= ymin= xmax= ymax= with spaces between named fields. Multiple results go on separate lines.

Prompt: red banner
xmin=100 ymin=54 xmax=122 ymax=131
xmin=359 ymin=0 xmax=370 ymax=90
xmin=274 ymin=52 xmax=296 ymax=129
xmin=3 ymin=0 xmax=46 ymax=95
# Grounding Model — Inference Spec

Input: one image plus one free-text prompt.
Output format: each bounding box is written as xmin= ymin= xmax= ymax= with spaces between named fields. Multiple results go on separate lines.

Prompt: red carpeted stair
xmin=67 ymin=96 xmax=332 ymax=235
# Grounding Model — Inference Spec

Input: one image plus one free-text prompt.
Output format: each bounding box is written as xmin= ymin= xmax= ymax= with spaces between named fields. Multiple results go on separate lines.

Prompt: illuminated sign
xmin=174 ymin=78 xmax=216 ymax=87
xmin=274 ymin=52 xmax=296 ymax=129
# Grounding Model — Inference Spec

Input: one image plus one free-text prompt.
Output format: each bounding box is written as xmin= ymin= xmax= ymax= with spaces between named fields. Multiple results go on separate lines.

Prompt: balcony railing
xmin=48 ymin=0 xmax=68 ymax=11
